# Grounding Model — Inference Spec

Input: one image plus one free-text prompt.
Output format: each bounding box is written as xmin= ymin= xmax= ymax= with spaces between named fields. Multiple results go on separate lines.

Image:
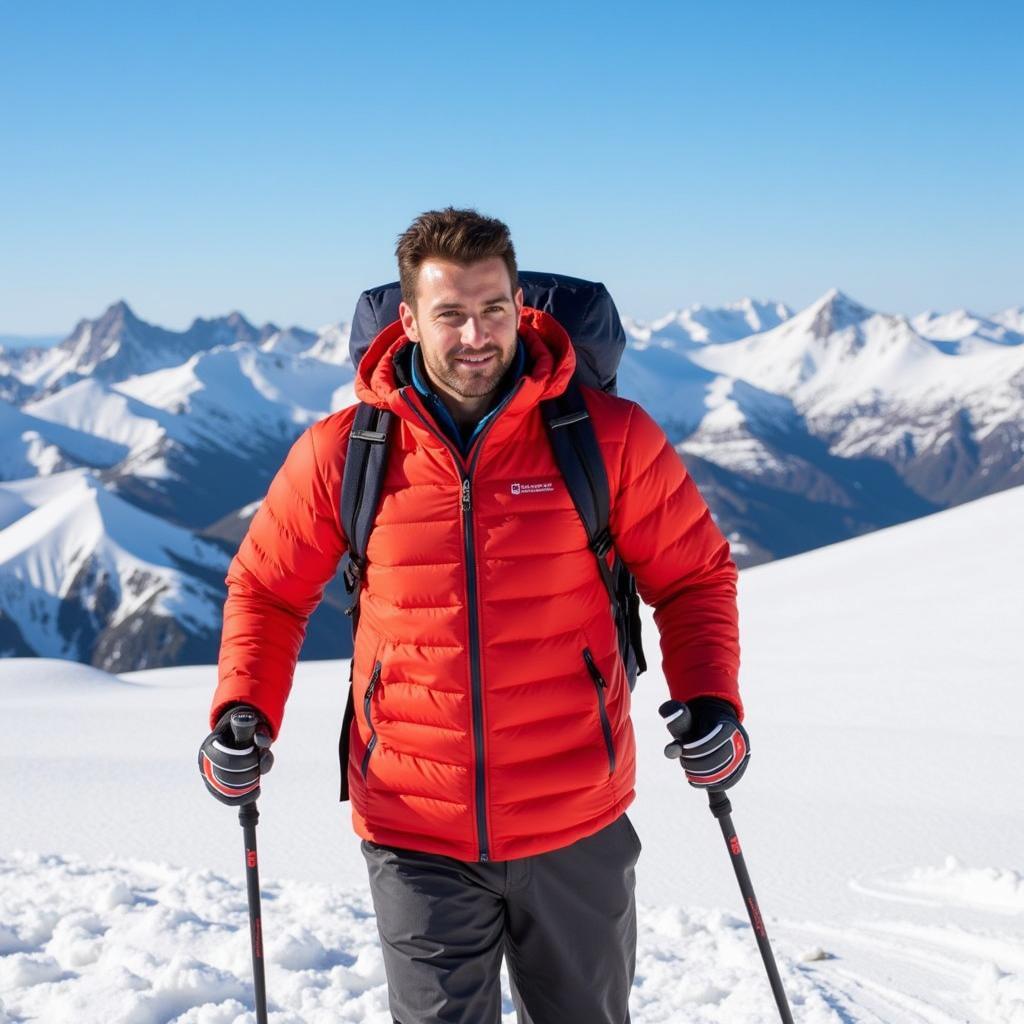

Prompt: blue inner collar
xmin=410 ymin=337 xmax=527 ymax=454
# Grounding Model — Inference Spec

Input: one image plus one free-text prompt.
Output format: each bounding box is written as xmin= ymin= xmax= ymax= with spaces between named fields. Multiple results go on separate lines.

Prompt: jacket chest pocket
xmin=582 ymin=647 xmax=616 ymax=775
xmin=360 ymin=659 xmax=383 ymax=779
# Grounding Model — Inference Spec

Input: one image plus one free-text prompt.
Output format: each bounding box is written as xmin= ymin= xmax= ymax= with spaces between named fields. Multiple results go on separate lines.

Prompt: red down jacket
xmin=212 ymin=307 xmax=741 ymax=861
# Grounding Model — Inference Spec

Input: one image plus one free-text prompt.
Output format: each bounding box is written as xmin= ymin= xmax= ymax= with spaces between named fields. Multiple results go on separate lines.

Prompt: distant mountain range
xmin=1 ymin=291 xmax=1021 ymax=671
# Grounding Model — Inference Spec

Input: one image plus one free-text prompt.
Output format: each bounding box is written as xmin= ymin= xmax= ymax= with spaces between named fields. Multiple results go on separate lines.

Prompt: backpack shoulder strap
xmin=340 ymin=401 xmax=393 ymax=603
xmin=542 ymin=377 xmax=617 ymax=604
xmin=542 ymin=379 xmax=648 ymax=687
xmin=338 ymin=401 xmax=393 ymax=802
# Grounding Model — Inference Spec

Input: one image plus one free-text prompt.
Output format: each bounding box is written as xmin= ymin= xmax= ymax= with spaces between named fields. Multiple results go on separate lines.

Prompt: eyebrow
xmin=431 ymin=295 xmax=511 ymax=312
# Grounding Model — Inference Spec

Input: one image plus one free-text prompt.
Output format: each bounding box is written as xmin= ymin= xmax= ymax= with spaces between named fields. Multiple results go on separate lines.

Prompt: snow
xmin=677 ymin=379 xmax=795 ymax=475
xmin=24 ymin=379 xmax=187 ymax=455
xmin=993 ymin=306 xmax=1024 ymax=334
xmin=258 ymin=328 xmax=317 ymax=357
xmin=624 ymin=298 xmax=793 ymax=347
xmin=2 ymin=485 xmax=1023 ymax=1021
xmin=0 ymin=473 xmax=226 ymax=656
xmin=116 ymin=344 xmax=352 ymax=447
xmin=306 ymin=322 xmax=352 ymax=366
xmin=11 ymin=291 xmax=1022 ymax=512
xmin=0 ymin=399 xmax=126 ymax=479
xmin=669 ymin=289 xmax=1024 ymax=474
xmin=912 ymin=308 xmax=1024 ymax=350
xmin=850 ymin=856 xmax=1024 ymax=916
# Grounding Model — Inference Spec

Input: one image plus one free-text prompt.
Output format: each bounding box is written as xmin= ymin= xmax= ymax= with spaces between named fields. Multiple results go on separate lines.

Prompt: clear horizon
xmin=2 ymin=2 xmax=1021 ymax=334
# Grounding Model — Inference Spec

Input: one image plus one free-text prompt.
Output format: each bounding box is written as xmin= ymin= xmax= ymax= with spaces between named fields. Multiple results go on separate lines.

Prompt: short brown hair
xmin=396 ymin=207 xmax=518 ymax=309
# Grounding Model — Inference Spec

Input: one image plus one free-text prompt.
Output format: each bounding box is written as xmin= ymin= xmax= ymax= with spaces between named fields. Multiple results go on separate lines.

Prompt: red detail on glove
xmin=202 ymin=754 xmax=260 ymax=799
xmin=692 ymin=731 xmax=747 ymax=787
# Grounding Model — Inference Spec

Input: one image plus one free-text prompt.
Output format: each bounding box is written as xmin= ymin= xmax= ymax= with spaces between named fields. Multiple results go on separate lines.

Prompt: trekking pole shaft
xmin=708 ymin=791 xmax=794 ymax=1024
xmin=239 ymin=802 xmax=268 ymax=1024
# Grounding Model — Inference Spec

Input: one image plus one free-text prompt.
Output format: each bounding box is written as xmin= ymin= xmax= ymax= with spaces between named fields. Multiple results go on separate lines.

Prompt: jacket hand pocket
xmin=360 ymin=659 xmax=383 ymax=780
xmin=582 ymin=647 xmax=616 ymax=775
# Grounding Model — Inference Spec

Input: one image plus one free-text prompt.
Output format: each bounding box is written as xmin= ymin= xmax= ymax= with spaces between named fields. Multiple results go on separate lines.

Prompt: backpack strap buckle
xmin=342 ymin=556 xmax=363 ymax=598
xmin=549 ymin=408 xmax=589 ymax=429
xmin=350 ymin=427 xmax=388 ymax=444
xmin=591 ymin=527 xmax=613 ymax=558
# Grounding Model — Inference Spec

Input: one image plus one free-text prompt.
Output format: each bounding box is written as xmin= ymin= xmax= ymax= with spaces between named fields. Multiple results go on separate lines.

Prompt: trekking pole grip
xmin=229 ymin=707 xmax=262 ymax=827
xmin=229 ymin=706 xmax=260 ymax=746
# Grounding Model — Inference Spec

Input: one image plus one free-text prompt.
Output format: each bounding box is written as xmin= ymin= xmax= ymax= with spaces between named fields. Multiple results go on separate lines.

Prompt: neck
xmin=422 ymin=367 xmax=501 ymax=428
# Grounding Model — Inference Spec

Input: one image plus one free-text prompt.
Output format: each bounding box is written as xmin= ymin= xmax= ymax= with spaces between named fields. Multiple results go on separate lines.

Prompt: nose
xmin=460 ymin=316 xmax=488 ymax=347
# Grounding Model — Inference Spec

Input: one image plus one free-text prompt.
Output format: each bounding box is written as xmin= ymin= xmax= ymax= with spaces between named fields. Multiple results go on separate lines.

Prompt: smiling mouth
xmin=454 ymin=353 xmax=496 ymax=366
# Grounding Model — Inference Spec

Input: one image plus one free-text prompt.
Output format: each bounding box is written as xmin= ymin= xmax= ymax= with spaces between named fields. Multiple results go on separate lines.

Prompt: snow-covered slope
xmin=0 ymin=470 xmax=98 ymax=530
xmin=0 ymin=473 xmax=227 ymax=666
xmin=257 ymin=325 xmax=318 ymax=356
xmin=0 ymin=398 xmax=126 ymax=480
xmin=678 ymin=288 xmax=1024 ymax=514
xmin=20 ymin=344 xmax=353 ymax=531
xmin=912 ymin=307 xmax=1024 ymax=352
xmin=306 ymin=321 xmax=352 ymax=365
xmin=1 ymin=486 xmax=1021 ymax=1022
xmin=23 ymin=378 xmax=189 ymax=454
xmin=686 ymin=289 xmax=934 ymax=398
xmin=624 ymin=297 xmax=793 ymax=347
xmin=993 ymin=305 xmax=1024 ymax=333
xmin=115 ymin=342 xmax=351 ymax=450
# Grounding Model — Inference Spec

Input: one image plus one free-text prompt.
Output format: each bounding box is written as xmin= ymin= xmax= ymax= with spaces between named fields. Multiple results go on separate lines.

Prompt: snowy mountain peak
xmin=185 ymin=311 xmax=261 ymax=348
xmin=803 ymin=288 xmax=875 ymax=339
xmin=993 ymin=305 xmax=1024 ymax=333
xmin=625 ymin=297 xmax=792 ymax=346
xmin=912 ymin=308 xmax=1024 ymax=350
xmin=225 ymin=310 xmax=255 ymax=331
xmin=102 ymin=299 xmax=138 ymax=325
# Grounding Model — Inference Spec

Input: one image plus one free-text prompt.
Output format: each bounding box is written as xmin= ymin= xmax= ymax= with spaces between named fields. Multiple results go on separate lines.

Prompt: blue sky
xmin=1 ymin=1 xmax=1021 ymax=335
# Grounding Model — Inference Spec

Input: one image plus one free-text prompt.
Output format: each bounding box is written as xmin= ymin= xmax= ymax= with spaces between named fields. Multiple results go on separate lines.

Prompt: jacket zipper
xmin=360 ymin=660 xmax=382 ymax=779
xmin=583 ymin=647 xmax=616 ymax=774
xmin=400 ymin=381 xmax=524 ymax=862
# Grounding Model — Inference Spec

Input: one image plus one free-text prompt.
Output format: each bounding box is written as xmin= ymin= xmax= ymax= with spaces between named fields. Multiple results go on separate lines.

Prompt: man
xmin=200 ymin=207 xmax=749 ymax=1023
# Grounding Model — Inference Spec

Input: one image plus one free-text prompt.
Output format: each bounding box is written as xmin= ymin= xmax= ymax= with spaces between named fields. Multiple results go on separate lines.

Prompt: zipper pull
xmin=583 ymin=649 xmax=607 ymax=687
xmin=367 ymin=661 xmax=382 ymax=698
xmin=461 ymin=478 xmax=471 ymax=513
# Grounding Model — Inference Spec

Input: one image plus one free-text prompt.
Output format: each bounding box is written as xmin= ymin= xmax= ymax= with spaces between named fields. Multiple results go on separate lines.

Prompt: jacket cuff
xmin=210 ymin=679 xmax=286 ymax=739
xmin=665 ymin=672 xmax=744 ymax=721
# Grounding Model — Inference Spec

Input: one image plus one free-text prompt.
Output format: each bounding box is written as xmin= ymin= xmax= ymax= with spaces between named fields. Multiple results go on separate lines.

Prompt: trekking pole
xmin=660 ymin=700 xmax=794 ymax=1024
xmin=230 ymin=709 xmax=269 ymax=1024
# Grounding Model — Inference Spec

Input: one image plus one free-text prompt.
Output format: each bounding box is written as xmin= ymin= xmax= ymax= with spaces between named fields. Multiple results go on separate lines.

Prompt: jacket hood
xmin=354 ymin=307 xmax=577 ymax=418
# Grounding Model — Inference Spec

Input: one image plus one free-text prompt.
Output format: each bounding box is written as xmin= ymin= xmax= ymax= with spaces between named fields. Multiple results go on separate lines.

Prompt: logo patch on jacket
xmin=510 ymin=481 xmax=555 ymax=495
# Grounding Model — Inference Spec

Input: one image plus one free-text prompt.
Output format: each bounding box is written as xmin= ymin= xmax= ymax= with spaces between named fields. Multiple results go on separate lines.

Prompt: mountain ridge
xmin=0 ymin=288 xmax=1020 ymax=672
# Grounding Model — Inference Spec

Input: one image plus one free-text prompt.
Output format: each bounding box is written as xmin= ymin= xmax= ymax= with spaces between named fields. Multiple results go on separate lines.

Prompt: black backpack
xmin=336 ymin=271 xmax=647 ymax=799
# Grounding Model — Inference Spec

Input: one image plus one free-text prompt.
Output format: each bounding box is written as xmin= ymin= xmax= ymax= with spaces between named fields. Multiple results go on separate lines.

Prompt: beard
xmin=424 ymin=344 xmax=516 ymax=399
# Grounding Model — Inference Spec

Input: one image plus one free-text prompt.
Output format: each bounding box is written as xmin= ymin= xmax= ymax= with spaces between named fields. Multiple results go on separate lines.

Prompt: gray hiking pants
xmin=361 ymin=812 xmax=641 ymax=1024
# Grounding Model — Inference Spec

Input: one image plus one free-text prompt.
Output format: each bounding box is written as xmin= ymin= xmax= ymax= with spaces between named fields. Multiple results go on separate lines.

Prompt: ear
xmin=399 ymin=300 xmax=420 ymax=342
xmin=514 ymin=287 xmax=524 ymax=318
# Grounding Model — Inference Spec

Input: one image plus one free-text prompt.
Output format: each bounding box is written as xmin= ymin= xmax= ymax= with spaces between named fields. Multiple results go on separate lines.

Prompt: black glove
xmin=198 ymin=705 xmax=274 ymax=806
xmin=664 ymin=697 xmax=750 ymax=792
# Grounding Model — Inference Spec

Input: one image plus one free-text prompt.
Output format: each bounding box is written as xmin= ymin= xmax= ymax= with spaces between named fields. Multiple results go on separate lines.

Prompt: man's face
xmin=399 ymin=257 xmax=523 ymax=403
